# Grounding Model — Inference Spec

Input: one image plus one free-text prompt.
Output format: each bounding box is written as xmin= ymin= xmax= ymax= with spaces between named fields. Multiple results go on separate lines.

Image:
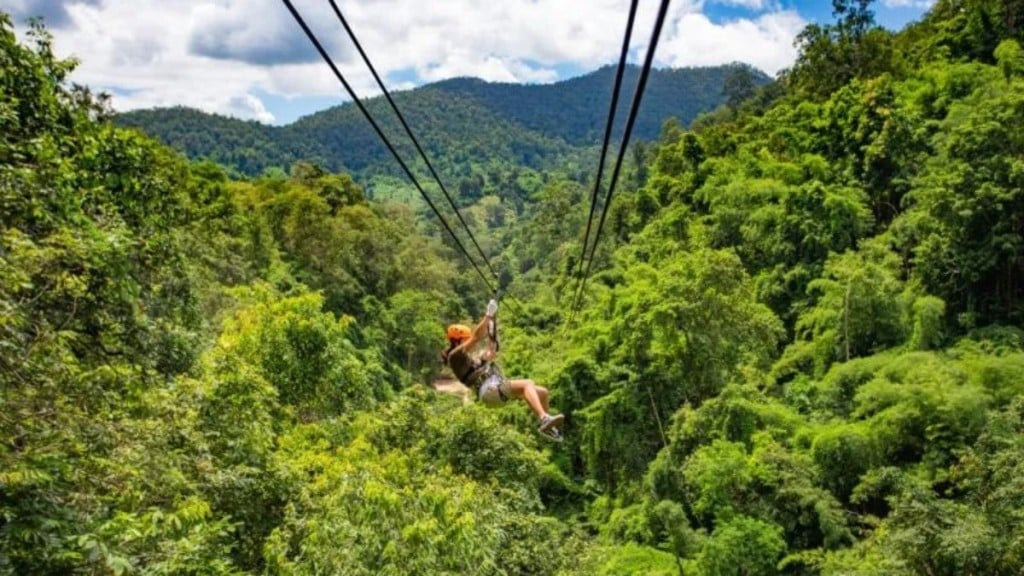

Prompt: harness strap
xmin=465 ymin=363 xmax=489 ymax=387
xmin=484 ymin=305 xmax=506 ymax=400
xmin=469 ymin=364 xmax=509 ymax=401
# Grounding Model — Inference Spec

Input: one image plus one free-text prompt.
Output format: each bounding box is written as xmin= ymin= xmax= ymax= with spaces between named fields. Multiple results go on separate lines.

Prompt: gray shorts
xmin=478 ymin=373 xmax=512 ymax=406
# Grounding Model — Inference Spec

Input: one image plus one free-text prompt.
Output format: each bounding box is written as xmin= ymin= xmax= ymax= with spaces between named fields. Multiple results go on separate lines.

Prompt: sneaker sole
xmin=539 ymin=413 xmax=565 ymax=433
xmin=541 ymin=430 xmax=563 ymax=442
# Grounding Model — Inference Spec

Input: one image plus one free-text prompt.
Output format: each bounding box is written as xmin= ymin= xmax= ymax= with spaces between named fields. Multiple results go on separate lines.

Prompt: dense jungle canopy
xmin=2 ymin=0 xmax=1024 ymax=574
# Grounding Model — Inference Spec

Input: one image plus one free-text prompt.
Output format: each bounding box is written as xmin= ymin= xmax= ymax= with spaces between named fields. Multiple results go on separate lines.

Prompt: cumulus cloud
xmin=2 ymin=0 xmax=101 ymax=28
xmin=657 ymin=9 xmax=805 ymax=75
xmin=227 ymin=94 xmax=274 ymax=123
xmin=331 ymin=0 xmax=640 ymax=83
xmin=12 ymin=0 xmax=816 ymax=123
xmin=19 ymin=0 xmax=283 ymax=121
xmin=188 ymin=0 xmax=322 ymax=65
xmin=417 ymin=52 xmax=560 ymax=84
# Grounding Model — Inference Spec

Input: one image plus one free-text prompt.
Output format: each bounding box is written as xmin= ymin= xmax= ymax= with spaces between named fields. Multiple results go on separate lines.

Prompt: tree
xmin=575 ymin=246 xmax=783 ymax=489
xmin=218 ymin=285 xmax=384 ymax=418
xmin=785 ymin=0 xmax=897 ymax=99
xmin=903 ymin=73 xmax=1024 ymax=325
xmin=698 ymin=516 xmax=786 ymax=576
xmin=722 ymin=64 xmax=758 ymax=109
xmin=789 ymin=242 xmax=907 ymax=374
xmin=994 ymin=38 xmax=1024 ymax=80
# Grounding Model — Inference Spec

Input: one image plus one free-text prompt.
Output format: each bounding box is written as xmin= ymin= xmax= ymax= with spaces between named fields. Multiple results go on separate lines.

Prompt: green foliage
xmin=264 ymin=390 xmax=578 ymax=576
xmin=364 ymin=289 xmax=455 ymax=384
xmin=790 ymin=242 xmax=908 ymax=373
xmin=917 ymin=0 xmax=1024 ymax=64
xmin=7 ymin=2 xmax=1024 ymax=574
xmin=901 ymin=70 xmax=1024 ymax=325
xmin=677 ymin=434 xmax=851 ymax=550
xmin=266 ymin=438 xmax=513 ymax=575
xmin=577 ymin=543 xmax=681 ymax=576
xmin=697 ymin=515 xmax=786 ymax=576
xmin=908 ymin=294 xmax=946 ymax=350
xmin=722 ymin=65 xmax=760 ymax=109
xmin=0 ymin=15 xmax=524 ymax=573
xmin=573 ymin=246 xmax=783 ymax=489
xmin=994 ymin=39 xmax=1024 ymax=79
xmin=512 ymin=178 xmax=589 ymax=278
xmin=0 ymin=17 xmax=244 ymax=572
xmin=785 ymin=1 xmax=900 ymax=100
xmin=683 ymin=440 xmax=752 ymax=523
xmin=576 ymin=35 xmax=1024 ymax=556
xmin=218 ymin=286 xmax=384 ymax=418
xmin=658 ymin=384 xmax=805 ymax=459
xmin=811 ymin=423 xmax=877 ymax=501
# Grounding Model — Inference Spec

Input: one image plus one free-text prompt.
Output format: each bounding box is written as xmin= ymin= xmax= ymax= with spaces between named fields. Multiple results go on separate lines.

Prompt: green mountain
xmin=430 ymin=64 xmax=759 ymax=144
xmin=116 ymin=63 xmax=769 ymax=181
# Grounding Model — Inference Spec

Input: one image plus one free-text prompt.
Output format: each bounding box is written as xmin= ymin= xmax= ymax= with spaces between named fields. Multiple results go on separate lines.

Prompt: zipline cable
xmin=281 ymin=0 xmax=497 ymax=296
xmin=570 ymin=0 xmax=671 ymax=320
xmin=324 ymin=0 xmax=527 ymax=318
xmin=325 ymin=0 xmax=500 ymax=284
xmin=569 ymin=0 xmax=640 ymax=319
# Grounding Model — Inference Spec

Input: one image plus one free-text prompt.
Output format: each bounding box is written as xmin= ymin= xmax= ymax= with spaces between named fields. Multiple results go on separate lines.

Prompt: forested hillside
xmin=115 ymin=63 xmax=767 ymax=185
xmin=3 ymin=0 xmax=1024 ymax=574
xmin=405 ymin=64 xmax=767 ymax=145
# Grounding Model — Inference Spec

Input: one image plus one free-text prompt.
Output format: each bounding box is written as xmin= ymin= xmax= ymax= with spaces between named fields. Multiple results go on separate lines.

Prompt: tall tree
xmin=785 ymin=0 xmax=897 ymax=99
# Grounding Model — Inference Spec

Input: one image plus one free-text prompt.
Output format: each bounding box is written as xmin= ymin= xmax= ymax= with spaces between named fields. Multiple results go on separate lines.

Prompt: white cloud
xmin=4 ymin=0 xmax=810 ymax=123
xmin=188 ymin=0 xmax=321 ymax=65
xmin=228 ymin=94 xmax=274 ymax=123
xmin=2 ymin=0 xmax=101 ymax=28
xmin=657 ymin=10 xmax=806 ymax=75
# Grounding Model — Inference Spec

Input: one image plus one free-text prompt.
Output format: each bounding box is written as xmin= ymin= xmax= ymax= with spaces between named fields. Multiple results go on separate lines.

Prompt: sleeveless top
xmin=448 ymin=348 xmax=488 ymax=387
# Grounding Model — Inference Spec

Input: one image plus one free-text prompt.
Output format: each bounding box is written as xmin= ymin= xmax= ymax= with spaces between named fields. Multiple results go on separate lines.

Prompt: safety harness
xmin=449 ymin=305 xmax=506 ymax=401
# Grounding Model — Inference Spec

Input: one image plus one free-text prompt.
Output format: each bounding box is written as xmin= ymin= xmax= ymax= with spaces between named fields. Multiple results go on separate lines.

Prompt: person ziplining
xmin=282 ymin=0 xmax=663 ymax=443
xmin=441 ymin=298 xmax=565 ymax=441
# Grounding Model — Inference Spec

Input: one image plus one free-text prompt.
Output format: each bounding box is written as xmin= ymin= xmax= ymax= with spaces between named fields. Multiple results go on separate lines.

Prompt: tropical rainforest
xmin=2 ymin=0 xmax=1023 ymax=574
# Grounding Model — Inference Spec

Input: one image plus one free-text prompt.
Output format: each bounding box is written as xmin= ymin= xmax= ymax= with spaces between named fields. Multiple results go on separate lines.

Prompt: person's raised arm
xmin=450 ymin=300 xmax=498 ymax=357
xmin=472 ymin=314 xmax=490 ymax=340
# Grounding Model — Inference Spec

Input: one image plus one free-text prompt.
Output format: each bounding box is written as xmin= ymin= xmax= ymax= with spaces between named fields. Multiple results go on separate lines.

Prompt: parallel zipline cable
xmin=325 ymin=0 xmax=499 ymax=283
xmin=570 ymin=0 xmax=672 ymax=321
xmin=281 ymin=0 xmax=500 ymax=298
xmin=569 ymin=0 xmax=640 ymax=321
xmin=323 ymin=0 xmax=526 ymax=317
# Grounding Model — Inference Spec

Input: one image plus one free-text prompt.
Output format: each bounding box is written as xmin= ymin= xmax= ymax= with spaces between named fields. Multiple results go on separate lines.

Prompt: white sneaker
xmin=538 ymin=414 xmax=564 ymax=441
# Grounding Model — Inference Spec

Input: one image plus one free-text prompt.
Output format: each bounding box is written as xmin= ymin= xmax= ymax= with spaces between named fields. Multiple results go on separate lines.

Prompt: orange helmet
xmin=446 ymin=324 xmax=472 ymax=342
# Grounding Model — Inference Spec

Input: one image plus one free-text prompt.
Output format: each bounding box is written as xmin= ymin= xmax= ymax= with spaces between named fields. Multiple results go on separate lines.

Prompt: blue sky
xmin=2 ymin=0 xmax=933 ymax=125
xmin=777 ymin=0 xmax=932 ymax=30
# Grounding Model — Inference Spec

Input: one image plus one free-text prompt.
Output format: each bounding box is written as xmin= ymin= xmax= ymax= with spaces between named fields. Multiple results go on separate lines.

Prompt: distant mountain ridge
xmin=428 ymin=64 xmax=764 ymax=144
xmin=116 ymin=63 xmax=770 ymax=180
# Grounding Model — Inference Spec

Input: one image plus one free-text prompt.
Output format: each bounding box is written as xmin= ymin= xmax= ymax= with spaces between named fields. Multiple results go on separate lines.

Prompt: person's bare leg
xmin=509 ymin=379 xmax=547 ymax=420
xmin=537 ymin=385 xmax=550 ymax=413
